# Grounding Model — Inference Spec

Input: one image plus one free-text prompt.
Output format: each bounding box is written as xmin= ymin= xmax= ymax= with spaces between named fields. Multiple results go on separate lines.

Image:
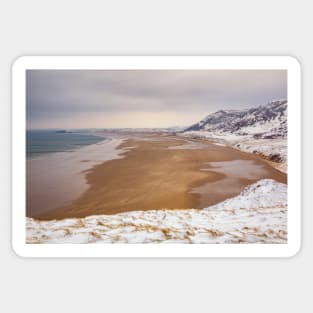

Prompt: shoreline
xmin=26 ymin=137 xmax=127 ymax=217
xmin=179 ymin=131 xmax=287 ymax=174
xmin=28 ymin=133 xmax=287 ymax=220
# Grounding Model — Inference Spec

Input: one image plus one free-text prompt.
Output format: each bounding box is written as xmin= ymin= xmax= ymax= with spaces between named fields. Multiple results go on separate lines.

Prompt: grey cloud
xmin=26 ymin=69 xmax=287 ymax=128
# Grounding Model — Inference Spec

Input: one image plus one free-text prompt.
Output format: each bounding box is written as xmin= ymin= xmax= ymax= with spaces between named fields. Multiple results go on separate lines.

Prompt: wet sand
xmin=30 ymin=134 xmax=287 ymax=220
xmin=26 ymin=138 xmax=126 ymax=217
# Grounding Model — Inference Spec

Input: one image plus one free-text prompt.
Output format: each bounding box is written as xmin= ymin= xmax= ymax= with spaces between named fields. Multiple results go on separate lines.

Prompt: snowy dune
xmin=26 ymin=179 xmax=287 ymax=244
xmin=233 ymin=138 xmax=287 ymax=173
xmin=181 ymin=131 xmax=287 ymax=173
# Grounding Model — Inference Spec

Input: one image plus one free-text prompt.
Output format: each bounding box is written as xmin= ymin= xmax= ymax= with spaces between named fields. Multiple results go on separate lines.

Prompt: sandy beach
xmin=27 ymin=133 xmax=287 ymax=220
xmin=26 ymin=137 xmax=126 ymax=217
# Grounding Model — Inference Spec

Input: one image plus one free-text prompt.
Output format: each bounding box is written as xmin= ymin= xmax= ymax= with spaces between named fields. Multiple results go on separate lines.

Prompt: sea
xmin=26 ymin=129 xmax=105 ymax=159
xmin=26 ymin=129 xmax=124 ymax=216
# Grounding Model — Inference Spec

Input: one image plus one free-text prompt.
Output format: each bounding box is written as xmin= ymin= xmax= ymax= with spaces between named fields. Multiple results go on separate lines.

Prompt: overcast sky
xmin=26 ymin=70 xmax=287 ymax=129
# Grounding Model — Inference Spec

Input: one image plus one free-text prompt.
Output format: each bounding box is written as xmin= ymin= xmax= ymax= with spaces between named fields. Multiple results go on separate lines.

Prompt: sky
xmin=26 ymin=70 xmax=287 ymax=129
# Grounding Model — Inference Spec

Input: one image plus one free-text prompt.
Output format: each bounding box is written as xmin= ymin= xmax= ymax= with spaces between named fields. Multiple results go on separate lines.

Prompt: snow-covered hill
xmin=182 ymin=100 xmax=288 ymax=172
xmin=185 ymin=100 xmax=287 ymax=139
xmin=26 ymin=179 xmax=287 ymax=244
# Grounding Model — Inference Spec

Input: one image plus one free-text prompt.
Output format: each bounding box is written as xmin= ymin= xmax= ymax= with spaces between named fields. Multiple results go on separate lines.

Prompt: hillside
xmin=182 ymin=100 xmax=288 ymax=172
xmin=185 ymin=100 xmax=287 ymax=139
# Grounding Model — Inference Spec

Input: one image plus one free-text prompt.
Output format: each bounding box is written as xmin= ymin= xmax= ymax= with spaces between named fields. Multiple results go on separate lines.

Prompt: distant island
xmin=56 ymin=130 xmax=72 ymax=134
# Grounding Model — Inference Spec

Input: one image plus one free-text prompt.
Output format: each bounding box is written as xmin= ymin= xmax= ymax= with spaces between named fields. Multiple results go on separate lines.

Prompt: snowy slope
xmin=26 ymin=179 xmax=287 ymax=244
xmin=182 ymin=100 xmax=288 ymax=173
xmin=206 ymin=179 xmax=287 ymax=210
xmin=185 ymin=100 xmax=287 ymax=139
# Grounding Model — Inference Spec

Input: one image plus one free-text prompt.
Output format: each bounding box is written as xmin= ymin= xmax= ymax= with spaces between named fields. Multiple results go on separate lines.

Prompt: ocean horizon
xmin=26 ymin=129 xmax=105 ymax=159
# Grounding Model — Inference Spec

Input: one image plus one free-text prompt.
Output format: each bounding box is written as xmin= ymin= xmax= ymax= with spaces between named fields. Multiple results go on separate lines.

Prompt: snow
xmin=26 ymin=179 xmax=287 ymax=244
xmin=206 ymin=179 xmax=287 ymax=210
xmin=233 ymin=138 xmax=287 ymax=173
xmin=181 ymin=131 xmax=287 ymax=173
xmin=181 ymin=100 xmax=288 ymax=173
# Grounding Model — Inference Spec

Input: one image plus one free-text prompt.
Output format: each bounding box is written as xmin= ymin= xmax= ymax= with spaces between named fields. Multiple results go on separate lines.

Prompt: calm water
xmin=26 ymin=130 xmax=105 ymax=158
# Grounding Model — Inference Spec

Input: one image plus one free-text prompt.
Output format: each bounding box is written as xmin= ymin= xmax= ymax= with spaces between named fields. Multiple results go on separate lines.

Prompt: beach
xmin=26 ymin=136 xmax=126 ymax=217
xmin=27 ymin=132 xmax=287 ymax=220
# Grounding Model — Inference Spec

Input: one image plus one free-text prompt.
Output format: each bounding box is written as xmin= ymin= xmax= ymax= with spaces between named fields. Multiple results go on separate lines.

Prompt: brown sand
xmin=34 ymin=135 xmax=287 ymax=220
